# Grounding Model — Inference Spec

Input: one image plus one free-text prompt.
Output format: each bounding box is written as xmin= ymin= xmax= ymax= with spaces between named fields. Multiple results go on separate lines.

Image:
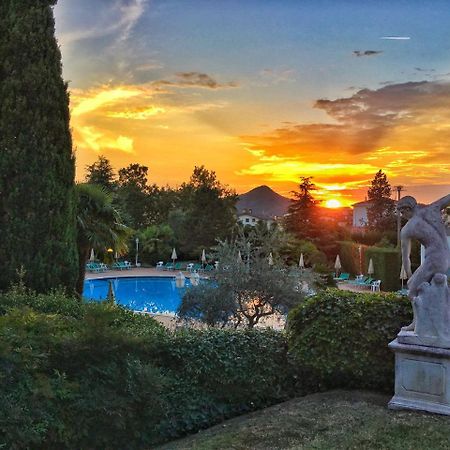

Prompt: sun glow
xmin=325 ymin=199 xmax=342 ymax=208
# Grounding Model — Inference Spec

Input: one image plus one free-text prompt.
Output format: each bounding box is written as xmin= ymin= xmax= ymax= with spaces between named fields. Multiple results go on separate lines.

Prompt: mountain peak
xmin=237 ymin=185 xmax=291 ymax=219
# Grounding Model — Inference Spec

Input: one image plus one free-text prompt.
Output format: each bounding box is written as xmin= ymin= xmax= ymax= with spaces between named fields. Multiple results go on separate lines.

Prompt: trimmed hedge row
xmin=0 ymin=288 xmax=294 ymax=449
xmin=287 ymin=289 xmax=412 ymax=393
xmin=365 ymin=246 xmax=401 ymax=291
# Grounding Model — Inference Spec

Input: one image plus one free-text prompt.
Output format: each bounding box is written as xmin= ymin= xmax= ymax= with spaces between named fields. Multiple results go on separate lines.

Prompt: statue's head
xmin=397 ymin=196 xmax=417 ymax=219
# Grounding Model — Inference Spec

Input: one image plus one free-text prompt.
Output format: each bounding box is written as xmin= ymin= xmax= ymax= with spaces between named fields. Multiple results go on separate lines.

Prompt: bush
xmin=0 ymin=289 xmax=295 ymax=448
xmin=365 ymin=246 xmax=401 ymax=291
xmin=158 ymin=328 xmax=294 ymax=438
xmin=287 ymin=289 xmax=412 ymax=393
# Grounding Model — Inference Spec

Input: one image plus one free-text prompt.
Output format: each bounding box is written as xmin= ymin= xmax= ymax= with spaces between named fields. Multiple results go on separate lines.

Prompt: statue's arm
xmin=401 ymin=229 xmax=413 ymax=278
xmin=430 ymin=193 xmax=450 ymax=210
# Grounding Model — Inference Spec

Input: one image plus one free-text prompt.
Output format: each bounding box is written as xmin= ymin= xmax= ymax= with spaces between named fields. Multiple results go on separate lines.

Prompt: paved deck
xmin=85 ymin=266 xmax=198 ymax=280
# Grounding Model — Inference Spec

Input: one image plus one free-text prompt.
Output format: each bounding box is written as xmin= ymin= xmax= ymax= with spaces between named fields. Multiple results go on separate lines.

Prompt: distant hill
xmin=236 ymin=185 xmax=291 ymax=219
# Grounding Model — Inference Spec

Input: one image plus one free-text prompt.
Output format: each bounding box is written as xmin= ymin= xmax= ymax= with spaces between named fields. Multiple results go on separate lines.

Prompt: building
xmin=237 ymin=208 xmax=276 ymax=228
xmin=352 ymin=200 xmax=372 ymax=228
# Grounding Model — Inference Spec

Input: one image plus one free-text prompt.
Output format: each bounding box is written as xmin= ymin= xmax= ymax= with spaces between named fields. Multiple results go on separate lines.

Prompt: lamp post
xmin=135 ymin=237 xmax=139 ymax=267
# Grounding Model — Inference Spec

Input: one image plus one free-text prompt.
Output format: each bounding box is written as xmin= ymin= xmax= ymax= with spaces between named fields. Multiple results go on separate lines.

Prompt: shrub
xmin=287 ymin=289 xmax=412 ymax=393
xmin=0 ymin=289 xmax=295 ymax=448
xmin=365 ymin=246 xmax=401 ymax=291
xmin=158 ymin=328 xmax=294 ymax=437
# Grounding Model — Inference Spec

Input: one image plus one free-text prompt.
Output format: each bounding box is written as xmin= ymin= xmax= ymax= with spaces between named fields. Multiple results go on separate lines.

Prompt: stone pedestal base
xmin=388 ymin=339 xmax=450 ymax=415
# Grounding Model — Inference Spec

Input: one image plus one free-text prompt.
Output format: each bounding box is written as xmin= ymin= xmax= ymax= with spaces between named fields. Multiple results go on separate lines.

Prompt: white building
xmin=237 ymin=209 xmax=276 ymax=228
xmin=352 ymin=200 xmax=372 ymax=228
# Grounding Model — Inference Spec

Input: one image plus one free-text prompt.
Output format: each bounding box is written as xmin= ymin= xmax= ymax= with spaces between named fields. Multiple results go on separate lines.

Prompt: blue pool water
xmin=83 ymin=276 xmax=195 ymax=314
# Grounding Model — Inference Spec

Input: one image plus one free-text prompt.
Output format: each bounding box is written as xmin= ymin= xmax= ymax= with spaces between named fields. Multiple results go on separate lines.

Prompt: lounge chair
xmin=333 ymin=273 xmax=350 ymax=282
xmin=349 ymin=275 xmax=368 ymax=285
xmin=163 ymin=262 xmax=174 ymax=270
xmin=204 ymin=264 xmax=214 ymax=272
xmin=361 ymin=277 xmax=374 ymax=288
xmin=186 ymin=263 xmax=195 ymax=272
xmin=156 ymin=261 xmax=164 ymax=269
xmin=86 ymin=262 xmax=101 ymax=273
xmin=174 ymin=262 xmax=186 ymax=271
xmin=192 ymin=263 xmax=203 ymax=272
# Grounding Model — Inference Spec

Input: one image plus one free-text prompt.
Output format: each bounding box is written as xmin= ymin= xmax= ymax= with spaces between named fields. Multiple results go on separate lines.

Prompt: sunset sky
xmin=54 ymin=0 xmax=450 ymax=206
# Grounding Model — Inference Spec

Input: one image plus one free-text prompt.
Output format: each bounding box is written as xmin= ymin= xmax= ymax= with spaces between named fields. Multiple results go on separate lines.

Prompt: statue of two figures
xmin=398 ymin=194 xmax=450 ymax=348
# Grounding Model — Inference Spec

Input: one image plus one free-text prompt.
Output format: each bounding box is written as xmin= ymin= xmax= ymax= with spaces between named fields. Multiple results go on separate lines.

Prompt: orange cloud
xmin=240 ymin=80 xmax=450 ymax=203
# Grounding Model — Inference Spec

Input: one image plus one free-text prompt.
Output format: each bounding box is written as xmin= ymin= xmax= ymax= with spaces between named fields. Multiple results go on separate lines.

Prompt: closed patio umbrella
xmin=201 ymin=249 xmax=207 ymax=265
xmin=171 ymin=248 xmax=177 ymax=264
xmin=89 ymin=248 xmax=95 ymax=261
xmin=368 ymin=258 xmax=374 ymax=276
xmin=268 ymin=252 xmax=274 ymax=266
xmin=400 ymin=264 xmax=408 ymax=289
xmin=237 ymin=250 xmax=242 ymax=263
xmin=334 ymin=254 xmax=341 ymax=277
xmin=299 ymin=253 xmax=305 ymax=269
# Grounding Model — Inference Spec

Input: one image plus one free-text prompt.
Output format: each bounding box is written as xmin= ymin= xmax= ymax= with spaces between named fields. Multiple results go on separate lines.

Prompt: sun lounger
xmin=163 ymin=262 xmax=174 ymax=270
xmin=333 ymin=273 xmax=349 ymax=282
xmin=174 ymin=262 xmax=186 ymax=271
xmin=186 ymin=263 xmax=195 ymax=272
xmin=204 ymin=264 xmax=214 ymax=272
xmin=349 ymin=275 xmax=368 ymax=285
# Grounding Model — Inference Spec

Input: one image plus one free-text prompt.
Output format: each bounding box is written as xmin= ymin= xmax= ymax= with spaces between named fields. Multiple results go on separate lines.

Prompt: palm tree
xmin=75 ymin=183 xmax=130 ymax=296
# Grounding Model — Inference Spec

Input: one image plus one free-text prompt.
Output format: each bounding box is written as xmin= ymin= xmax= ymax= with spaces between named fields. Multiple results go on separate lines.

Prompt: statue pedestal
xmin=388 ymin=340 xmax=450 ymax=415
xmin=389 ymin=274 xmax=450 ymax=415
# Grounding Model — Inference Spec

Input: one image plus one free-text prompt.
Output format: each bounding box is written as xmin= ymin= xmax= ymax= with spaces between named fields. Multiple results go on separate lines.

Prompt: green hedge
xmin=337 ymin=241 xmax=368 ymax=275
xmin=0 ymin=288 xmax=294 ymax=449
xmin=287 ymin=289 xmax=411 ymax=393
xmin=365 ymin=246 xmax=401 ymax=291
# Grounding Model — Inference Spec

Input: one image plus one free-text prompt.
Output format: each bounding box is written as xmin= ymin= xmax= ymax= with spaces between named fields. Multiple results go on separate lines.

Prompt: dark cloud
xmin=353 ymin=50 xmax=383 ymax=57
xmin=154 ymin=72 xmax=238 ymax=89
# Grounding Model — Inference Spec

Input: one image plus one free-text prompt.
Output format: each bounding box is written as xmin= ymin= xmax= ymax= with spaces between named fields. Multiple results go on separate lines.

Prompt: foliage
xmin=116 ymin=163 xmax=154 ymax=228
xmin=337 ymin=241 xmax=368 ymax=275
xmin=159 ymin=328 xmax=294 ymax=438
xmin=0 ymin=288 xmax=295 ymax=448
xmin=170 ymin=166 xmax=238 ymax=257
xmin=138 ymin=223 xmax=175 ymax=264
xmin=287 ymin=289 xmax=412 ymax=393
xmin=179 ymin=228 xmax=314 ymax=328
xmin=84 ymin=155 xmax=117 ymax=191
xmin=367 ymin=170 xmax=396 ymax=231
xmin=284 ymin=177 xmax=320 ymax=240
xmin=351 ymin=229 xmax=396 ymax=246
xmin=365 ymin=246 xmax=401 ymax=291
xmin=0 ymin=0 xmax=78 ymax=293
xmin=75 ymin=183 xmax=130 ymax=295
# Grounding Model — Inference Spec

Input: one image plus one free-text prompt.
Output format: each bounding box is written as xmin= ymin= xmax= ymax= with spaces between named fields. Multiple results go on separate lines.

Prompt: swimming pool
xmin=83 ymin=276 xmax=196 ymax=314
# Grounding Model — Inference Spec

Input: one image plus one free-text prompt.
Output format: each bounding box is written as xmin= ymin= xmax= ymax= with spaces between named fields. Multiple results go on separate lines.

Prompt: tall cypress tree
xmin=0 ymin=0 xmax=78 ymax=292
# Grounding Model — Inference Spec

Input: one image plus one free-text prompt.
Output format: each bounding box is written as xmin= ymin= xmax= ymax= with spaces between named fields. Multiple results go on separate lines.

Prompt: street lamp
xmin=135 ymin=237 xmax=139 ymax=267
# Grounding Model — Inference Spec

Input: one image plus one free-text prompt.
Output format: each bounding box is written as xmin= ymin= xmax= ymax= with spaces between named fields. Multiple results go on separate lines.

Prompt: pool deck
xmin=85 ymin=266 xmax=202 ymax=280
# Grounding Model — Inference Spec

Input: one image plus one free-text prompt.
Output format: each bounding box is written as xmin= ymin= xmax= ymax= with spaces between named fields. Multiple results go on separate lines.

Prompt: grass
xmin=155 ymin=390 xmax=450 ymax=450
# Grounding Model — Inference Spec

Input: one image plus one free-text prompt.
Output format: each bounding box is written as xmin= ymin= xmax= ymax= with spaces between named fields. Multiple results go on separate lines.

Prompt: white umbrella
xmin=400 ymin=264 xmax=408 ymax=289
xmin=171 ymin=248 xmax=177 ymax=264
xmin=89 ymin=248 xmax=95 ymax=261
xmin=237 ymin=250 xmax=242 ymax=263
xmin=299 ymin=253 xmax=305 ymax=269
xmin=368 ymin=258 xmax=374 ymax=276
xmin=268 ymin=252 xmax=274 ymax=266
xmin=334 ymin=254 xmax=342 ymax=277
xmin=201 ymin=249 xmax=207 ymax=264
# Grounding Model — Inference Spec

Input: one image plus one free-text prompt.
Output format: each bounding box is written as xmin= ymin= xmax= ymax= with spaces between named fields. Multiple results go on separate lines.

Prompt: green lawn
xmin=156 ymin=390 xmax=450 ymax=450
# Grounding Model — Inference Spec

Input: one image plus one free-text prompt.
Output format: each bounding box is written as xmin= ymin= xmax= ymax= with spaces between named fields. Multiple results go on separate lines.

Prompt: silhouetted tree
xmin=367 ymin=170 xmax=396 ymax=231
xmin=85 ymin=155 xmax=116 ymax=191
xmin=0 ymin=0 xmax=78 ymax=292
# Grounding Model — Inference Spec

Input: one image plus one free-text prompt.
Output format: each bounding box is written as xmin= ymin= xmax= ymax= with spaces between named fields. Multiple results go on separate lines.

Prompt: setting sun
xmin=325 ymin=199 xmax=342 ymax=209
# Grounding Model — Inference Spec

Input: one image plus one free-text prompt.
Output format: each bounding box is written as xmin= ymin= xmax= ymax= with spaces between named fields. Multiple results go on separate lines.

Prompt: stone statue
xmin=398 ymin=194 xmax=450 ymax=332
